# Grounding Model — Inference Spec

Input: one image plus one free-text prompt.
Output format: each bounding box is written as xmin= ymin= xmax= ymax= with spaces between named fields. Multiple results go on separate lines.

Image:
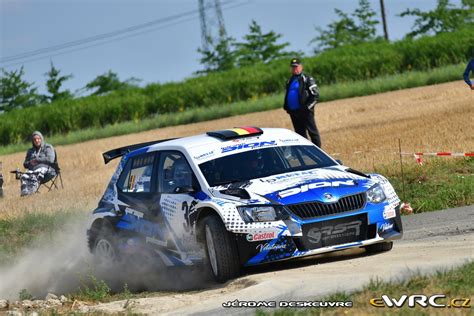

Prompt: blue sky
xmin=0 ymin=0 xmax=462 ymax=95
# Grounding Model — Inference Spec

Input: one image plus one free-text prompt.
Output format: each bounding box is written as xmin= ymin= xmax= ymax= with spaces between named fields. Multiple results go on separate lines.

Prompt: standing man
xmin=283 ymin=58 xmax=322 ymax=147
xmin=463 ymin=58 xmax=474 ymax=90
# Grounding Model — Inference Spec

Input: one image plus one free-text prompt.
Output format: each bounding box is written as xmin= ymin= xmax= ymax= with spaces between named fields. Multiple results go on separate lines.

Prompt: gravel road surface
xmin=91 ymin=205 xmax=474 ymax=315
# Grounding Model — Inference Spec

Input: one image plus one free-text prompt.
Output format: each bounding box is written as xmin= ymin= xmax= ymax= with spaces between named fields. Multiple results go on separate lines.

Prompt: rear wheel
xmin=364 ymin=241 xmax=393 ymax=254
xmin=93 ymin=224 xmax=119 ymax=264
xmin=202 ymin=215 xmax=240 ymax=283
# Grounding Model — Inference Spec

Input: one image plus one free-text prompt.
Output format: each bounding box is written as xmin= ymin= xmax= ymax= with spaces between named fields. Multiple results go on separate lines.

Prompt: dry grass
xmin=0 ymin=81 xmax=472 ymax=220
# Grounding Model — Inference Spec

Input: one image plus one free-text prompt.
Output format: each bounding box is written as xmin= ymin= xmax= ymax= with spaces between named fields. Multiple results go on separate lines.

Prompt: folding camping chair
xmin=38 ymin=150 xmax=64 ymax=192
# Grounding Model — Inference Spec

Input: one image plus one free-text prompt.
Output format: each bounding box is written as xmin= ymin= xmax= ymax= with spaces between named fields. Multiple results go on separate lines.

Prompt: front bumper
xmin=235 ymin=203 xmax=403 ymax=267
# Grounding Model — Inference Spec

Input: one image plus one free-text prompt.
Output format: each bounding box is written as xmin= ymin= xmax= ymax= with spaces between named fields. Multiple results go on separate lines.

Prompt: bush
xmin=0 ymin=28 xmax=472 ymax=146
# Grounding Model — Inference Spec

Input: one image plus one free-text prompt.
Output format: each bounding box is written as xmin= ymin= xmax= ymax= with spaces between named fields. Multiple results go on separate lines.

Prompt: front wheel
xmin=364 ymin=241 xmax=393 ymax=254
xmin=203 ymin=215 xmax=240 ymax=283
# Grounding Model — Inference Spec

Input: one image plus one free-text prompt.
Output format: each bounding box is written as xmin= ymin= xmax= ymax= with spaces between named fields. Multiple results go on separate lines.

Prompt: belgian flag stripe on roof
xmin=206 ymin=126 xmax=263 ymax=140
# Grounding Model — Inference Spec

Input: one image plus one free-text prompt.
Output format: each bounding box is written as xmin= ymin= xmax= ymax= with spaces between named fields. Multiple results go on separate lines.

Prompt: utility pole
xmin=380 ymin=0 xmax=389 ymax=41
xmin=198 ymin=0 xmax=227 ymax=51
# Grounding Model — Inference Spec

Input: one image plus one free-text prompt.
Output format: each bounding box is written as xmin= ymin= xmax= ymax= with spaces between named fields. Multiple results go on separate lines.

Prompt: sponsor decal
xmin=221 ymin=140 xmax=276 ymax=153
xmin=124 ymin=207 xmax=144 ymax=219
xmin=256 ymin=243 xmax=286 ymax=252
xmin=279 ymin=138 xmax=301 ymax=143
xmin=213 ymin=199 xmax=237 ymax=206
xmin=193 ymin=150 xmax=215 ymax=160
xmin=222 ymin=299 xmax=352 ymax=308
xmin=383 ymin=205 xmax=396 ymax=219
xmin=246 ymin=231 xmax=276 ymax=242
xmin=379 ymin=223 xmax=393 ymax=232
xmin=307 ymin=220 xmax=362 ymax=244
xmin=278 ymin=180 xmax=357 ymax=198
xmin=260 ymin=169 xmax=321 ymax=183
xmin=370 ymin=295 xmax=470 ymax=309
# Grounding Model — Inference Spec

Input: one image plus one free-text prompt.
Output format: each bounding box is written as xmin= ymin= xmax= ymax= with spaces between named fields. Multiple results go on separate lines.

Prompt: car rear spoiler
xmin=102 ymin=138 xmax=176 ymax=164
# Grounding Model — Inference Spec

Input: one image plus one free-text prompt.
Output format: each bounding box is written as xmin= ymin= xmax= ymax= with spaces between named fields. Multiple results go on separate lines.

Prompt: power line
xmin=1 ymin=1 xmax=250 ymax=69
xmin=2 ymin=15 xmax=200 ymax=68
xmin=1 ymin=0 xmax=247 ymax=65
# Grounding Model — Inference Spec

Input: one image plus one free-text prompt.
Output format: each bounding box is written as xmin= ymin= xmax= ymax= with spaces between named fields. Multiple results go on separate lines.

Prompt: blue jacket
xmin=283 ymin=73 xmax=320 ymax=112
xmin=464 ymin=59 xmax=474 ymax=86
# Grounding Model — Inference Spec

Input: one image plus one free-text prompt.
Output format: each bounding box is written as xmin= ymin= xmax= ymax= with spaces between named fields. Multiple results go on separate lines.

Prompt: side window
xmin=117 ymin=153 xmax=155 ymax=193
xmin=158 ymin=151 xmax=194 ymax=193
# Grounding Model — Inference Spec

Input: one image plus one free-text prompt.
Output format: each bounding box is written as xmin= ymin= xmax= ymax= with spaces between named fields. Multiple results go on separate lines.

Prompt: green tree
xmin=311 ymin=0 xmax=380 ymax=53
xmin=234 ymin=20 xmax=293 ymax=67
xmin=400 ymin=0 xmax=473 ymax=38
xmin=0 ymin=67 xmax=41 ymax=112
xmin=197 ymin=36 xmax=236 ymax=74
xmin=84 ymin=70 xmax=139 ymax=96
xmin=44 ymin=62 xmax=73 ymax=103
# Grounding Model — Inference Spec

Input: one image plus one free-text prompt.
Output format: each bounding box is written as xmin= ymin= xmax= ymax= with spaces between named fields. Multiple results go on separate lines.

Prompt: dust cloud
xmin=0 ymin=217 xmax=213 ymax=301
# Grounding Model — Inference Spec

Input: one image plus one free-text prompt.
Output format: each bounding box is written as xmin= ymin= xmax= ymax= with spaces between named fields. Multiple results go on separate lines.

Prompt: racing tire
xmin=202 ymin=214 xmax=240 ymax=283
xmin=364 ymin=241 xmax=393 ymax=254
xmin=93 ymin=223 xmax=119 ymax=265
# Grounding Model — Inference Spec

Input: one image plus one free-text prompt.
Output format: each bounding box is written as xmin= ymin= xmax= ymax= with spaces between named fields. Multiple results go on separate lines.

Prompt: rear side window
xmin=117 ymin=153 xmax=155 ymax=193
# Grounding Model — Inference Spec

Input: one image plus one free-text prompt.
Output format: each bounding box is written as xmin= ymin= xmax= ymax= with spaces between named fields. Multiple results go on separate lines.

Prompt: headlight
xmin=238 ymin=206 xmax=277 ymax=222
xmin=367 ymin=184 xmax=386 ymax=203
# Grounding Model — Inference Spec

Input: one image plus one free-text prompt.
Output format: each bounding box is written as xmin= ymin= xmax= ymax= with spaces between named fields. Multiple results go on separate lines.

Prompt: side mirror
xmin=336 ymin=159 xmax=343 ymax=165
xmin=174 ymin=186 xmax=196 ymax=194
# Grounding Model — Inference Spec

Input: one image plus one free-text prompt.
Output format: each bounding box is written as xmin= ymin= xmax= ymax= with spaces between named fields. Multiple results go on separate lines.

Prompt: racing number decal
xmin=182 ymin=200 xmax=198 ymax=232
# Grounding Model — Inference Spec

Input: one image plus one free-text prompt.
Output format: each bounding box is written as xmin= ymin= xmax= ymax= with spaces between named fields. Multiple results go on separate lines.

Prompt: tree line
xmin=1 ymin=0 xmax=472 ymax=113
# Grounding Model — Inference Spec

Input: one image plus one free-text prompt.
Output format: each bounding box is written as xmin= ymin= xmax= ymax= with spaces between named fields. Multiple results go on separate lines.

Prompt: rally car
xmin=87 ymin=127 xmax=403 ymax=282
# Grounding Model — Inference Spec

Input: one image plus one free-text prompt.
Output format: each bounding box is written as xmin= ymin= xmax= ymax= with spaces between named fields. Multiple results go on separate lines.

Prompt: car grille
xmin=286 ymin=192 xmax=366 ymax=219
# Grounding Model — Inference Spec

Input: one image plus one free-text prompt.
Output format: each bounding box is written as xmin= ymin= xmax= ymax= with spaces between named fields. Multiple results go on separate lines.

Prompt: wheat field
xmin=0 ymin=81 xmax=472 ymax=220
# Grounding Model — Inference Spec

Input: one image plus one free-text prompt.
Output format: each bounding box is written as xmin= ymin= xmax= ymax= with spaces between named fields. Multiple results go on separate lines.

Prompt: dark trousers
xmin=288 ymin=108 xmax=322 ymax=147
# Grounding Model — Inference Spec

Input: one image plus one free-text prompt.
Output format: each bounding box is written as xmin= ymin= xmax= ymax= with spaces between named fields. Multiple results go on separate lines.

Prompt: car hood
xmin=211 ymin=166 xmax=376 ymax=205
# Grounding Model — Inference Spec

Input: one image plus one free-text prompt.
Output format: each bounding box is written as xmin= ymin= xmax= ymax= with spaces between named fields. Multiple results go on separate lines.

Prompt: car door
xmin=115 ymin=152 xmax=167 ymax=244
xmin=157 ymin=151 xmax=203 ymax=263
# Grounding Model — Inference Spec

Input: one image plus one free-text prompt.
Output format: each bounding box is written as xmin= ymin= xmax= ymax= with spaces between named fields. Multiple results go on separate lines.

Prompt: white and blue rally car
xmin=87 ymin=127 xmax=403 ymax=282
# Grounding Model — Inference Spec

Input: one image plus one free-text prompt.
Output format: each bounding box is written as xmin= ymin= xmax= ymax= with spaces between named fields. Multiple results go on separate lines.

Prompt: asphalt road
xmin=91 ymin=205 xmax=474 ymax=315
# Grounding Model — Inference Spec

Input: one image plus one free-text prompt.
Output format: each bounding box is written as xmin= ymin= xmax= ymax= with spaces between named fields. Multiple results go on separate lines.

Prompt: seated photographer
xmin=21 ymin=131 xmax=56 ymax=196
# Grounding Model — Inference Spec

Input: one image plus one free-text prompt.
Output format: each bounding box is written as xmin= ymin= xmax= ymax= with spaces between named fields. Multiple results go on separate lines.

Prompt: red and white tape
xmin=401 ymin=152 xmax=474 ymax=165
xmin=401 ymin=152 xmax=474 ymax=157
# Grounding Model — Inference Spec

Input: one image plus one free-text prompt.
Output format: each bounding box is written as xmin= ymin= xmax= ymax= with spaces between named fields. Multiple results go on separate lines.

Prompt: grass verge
xmin=0 ymin=210 xmax=82 ymax=264
xmin=376 ymin=157 xmax=473 ymax=213
xmin=258 ymin=261 xmax=473 ymax=315
xmin=0 ymin=63 xmax=466 ymax=156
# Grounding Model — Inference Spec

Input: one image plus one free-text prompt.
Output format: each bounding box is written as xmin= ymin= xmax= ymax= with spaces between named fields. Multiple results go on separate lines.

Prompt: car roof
xmin=145 ymin=127 xmax=307 ymax=152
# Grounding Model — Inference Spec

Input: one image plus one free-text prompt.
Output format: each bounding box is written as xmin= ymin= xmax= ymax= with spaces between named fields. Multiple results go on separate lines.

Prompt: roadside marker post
xmin=398 ymin=139 xmax=407 ymax=202
xmin=0 ymin=162 xmax=3 ymax=198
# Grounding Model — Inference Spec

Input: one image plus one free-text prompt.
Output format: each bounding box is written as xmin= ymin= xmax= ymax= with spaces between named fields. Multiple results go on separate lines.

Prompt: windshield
xmin=199 ymin=145 xmax=336 ymax=187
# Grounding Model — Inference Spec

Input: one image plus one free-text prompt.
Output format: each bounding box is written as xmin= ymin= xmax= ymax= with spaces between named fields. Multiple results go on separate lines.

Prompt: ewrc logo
xmin=222 ymin=141 xmax=276 ymax=153
xmin=278 ymin=180 xmax=357 ymax=198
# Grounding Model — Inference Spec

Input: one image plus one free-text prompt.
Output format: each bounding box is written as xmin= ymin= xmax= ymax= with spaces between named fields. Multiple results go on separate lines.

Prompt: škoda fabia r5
xmin=87 ymin=127 xmax=403 ymax=282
